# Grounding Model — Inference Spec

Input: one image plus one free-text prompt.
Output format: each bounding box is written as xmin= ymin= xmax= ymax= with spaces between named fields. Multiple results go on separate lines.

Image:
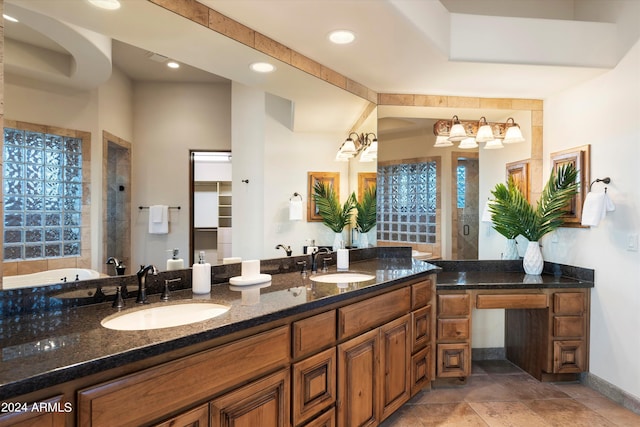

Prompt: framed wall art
xmin=550 ymin=144 xmax=590 ymax=227
xmin=307 ymin=171 xmax=339 ymax=222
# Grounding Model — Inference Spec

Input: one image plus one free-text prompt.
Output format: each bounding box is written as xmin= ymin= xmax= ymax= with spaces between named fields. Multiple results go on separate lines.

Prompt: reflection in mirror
xmin=377 ymin=106 xmax=533 ymax=260
xmin=1 ymin=1 xmax=375 ymax=290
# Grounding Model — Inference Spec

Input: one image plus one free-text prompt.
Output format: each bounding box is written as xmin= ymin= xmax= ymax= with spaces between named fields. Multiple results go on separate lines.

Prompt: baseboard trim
xmin=581 ymin=372 xmax=640 ymax=415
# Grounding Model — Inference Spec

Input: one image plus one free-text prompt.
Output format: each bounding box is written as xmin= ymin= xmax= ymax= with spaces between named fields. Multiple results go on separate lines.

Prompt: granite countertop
xmin=431 ymin=259 xmax=595 ymax=291
xmin=0 ymin=257 xmax=436 ymax=400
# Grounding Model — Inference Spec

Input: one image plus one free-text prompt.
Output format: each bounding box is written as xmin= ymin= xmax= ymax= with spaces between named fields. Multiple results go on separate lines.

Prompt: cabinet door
xmin=411 ymin=345 xmax=431 ymax=396
xmin=379 ymin=314 xmax=411 ymax=421
xmin=210 ymin=369 xmax=290 ymax=427
xmin=292 ymin=348 xmax=336 ymax=426
xmin=154 ymin=404 xmax=208 ymax=427
xmin=337 ymin=328 xmax=379 ymax=427
xmin=411 ymin=305 xmax=431 ymax=352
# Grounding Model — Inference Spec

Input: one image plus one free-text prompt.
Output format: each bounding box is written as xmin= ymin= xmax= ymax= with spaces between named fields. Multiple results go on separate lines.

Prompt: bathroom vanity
xmin=0 ymin=250 xmax=593 ymax=427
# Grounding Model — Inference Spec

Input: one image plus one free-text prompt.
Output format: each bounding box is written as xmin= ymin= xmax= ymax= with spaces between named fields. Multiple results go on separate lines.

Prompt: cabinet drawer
xmin=410 ymin=345 xmax=431 ymax=396
xmin=553 ymin=316 xmax=585 ymax=338
xmin=411 ymin=279 xmax=432 ymax=310
xmin=437 ymin=343 xmax=470 ymax=378
xmin=78 ymin=326 xmax=290 ymax=427
xmin=437 ymin=294 xmax=470 ymax=316
xmin=553 ymin=340 xmax=586 ymax=373
xmin=305 ymin=407 xmax=335 ymax=427
xmin=437 ymin=318 xmax=470 ymax=341
xmin=293 ymin=310 xmax=336 ymax=358
xmin=292 ymin=348 xmax=336 ymax=426
xmin=411 ymin=305 xmax=432 ymax=352
xmin=476 ymin=293 xmax=547 ymax=309
xmin=554 ymin=292 xmax=585 ymax=315
xmin=338 ymin=287 xmax=411 ymax=340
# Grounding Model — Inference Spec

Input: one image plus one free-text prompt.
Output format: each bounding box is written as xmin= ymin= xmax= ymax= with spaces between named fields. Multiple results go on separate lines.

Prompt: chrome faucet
xmin=310 ymin=247 xmax=331 ymax=273
xmin=275 ymin=244 xmax=292 ymax=256
xmin=136 ymin=264 xmax=158 ymax=304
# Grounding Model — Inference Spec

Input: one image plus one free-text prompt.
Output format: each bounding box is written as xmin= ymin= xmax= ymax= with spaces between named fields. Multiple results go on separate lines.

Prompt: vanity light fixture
xmin=336 ymin=132 xmax=377 ymax=162
xmin=87 ymin=0 xmax=121 ymax=10
xmin=433 ymin=116 xmax=525 ymax=149
xmin=503 ymin=117 xmax=525 ymax=144
xmin=249 ymin=62 xmax=276 ymax=73
xmin=3 ymin=14 xmax=18 ymax=23
xmin=328 ymin=30 xmax=356 ymax=45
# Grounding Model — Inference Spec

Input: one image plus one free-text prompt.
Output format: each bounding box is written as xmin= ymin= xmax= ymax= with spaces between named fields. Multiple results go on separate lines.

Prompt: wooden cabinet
xmin=154 ymin=404 xmax=209 ymax=427
xmin=551 ymin=291 xmax=589 ymax=374
xmin=436 ymin=293 xmax=471 ymax=378
xmin=210 ymin=369 xmax=290 ymax=427
xmin=292 ymin=348 xmax=336 ymax=426
xmin=337 ymin=328 xmax=379 ymax=427
xmin=78 ymin=327 xmax=290 ymax=426
xmin=304 ymin=408 xmax=335 ymax=427
xmin=379 ymin=315 xmax=411 ymax=421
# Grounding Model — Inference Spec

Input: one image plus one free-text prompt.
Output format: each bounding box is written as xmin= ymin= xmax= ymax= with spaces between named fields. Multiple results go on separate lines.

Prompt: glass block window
xmin=377 ymin=160 xmax=438 ymax=244
xmin=3 ymin=127 xmax=83 ymax=260
xmin=457 ymin=164 xmax=466 ymax=209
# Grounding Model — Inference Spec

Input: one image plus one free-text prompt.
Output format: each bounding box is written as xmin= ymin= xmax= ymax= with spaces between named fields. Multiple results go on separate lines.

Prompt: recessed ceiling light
xmin=3 ymin=14 xmax=19 ymax=23
xmin=249 ymin=62 xmax=276 ymax=73
xmin=328 ymin=30 xmax=355 ymax=45
xmin=167 ymin=61 xmax=180 ymax=69
xmin=87 ymin=0 xmax=121 ymax=10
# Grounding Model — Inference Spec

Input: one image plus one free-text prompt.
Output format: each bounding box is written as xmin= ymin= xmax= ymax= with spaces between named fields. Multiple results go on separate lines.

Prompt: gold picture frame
xmin=550 ymin=144 xmax=590 ymax=227
xmin=506 ymin=159 xmax=530 ymax=202
xmin=357 ymin=172 xmax=377 ymax=201
xmin=307 ymin=171 xmax=339 ymax=222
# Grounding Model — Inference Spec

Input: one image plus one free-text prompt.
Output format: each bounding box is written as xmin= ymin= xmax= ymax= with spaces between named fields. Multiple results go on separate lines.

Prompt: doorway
xmin=451 ymin=152 xmax=479 ymax=260
xmin=189 ymin=151 xmax=232 ymax=266
xmin=102 ymin=132 xmax=131 ymax=275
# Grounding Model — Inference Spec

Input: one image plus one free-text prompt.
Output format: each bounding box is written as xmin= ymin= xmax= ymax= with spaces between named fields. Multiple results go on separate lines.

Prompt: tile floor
xmin=380 ymin=360 xmax=640 ymax=426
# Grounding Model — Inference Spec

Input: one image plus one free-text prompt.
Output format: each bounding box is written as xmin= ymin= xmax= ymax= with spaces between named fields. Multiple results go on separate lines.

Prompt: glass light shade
xmin=367 ymin=138 xmax=378 ymax=153
xmin=335 ymin=151 xmax=350 ymax=162
xmin=448 ymin=123 xmax=467 ymax=141
xmin=484 ymin=139 xmax=504 ymax=149
xmin=475 ymin=124 xmax=495 ymax=143
xmin=434 ymin=135 xmax=453 ymax=147
xmin=503 ymin=125 xmax=525 ymax=143
xmin=458 ymin=137 xmax=478 ymax=149
xmin=359 ymin=151 xmax=376 ymax=162
xmin=339 ymin=138 xmax=357 ymax=155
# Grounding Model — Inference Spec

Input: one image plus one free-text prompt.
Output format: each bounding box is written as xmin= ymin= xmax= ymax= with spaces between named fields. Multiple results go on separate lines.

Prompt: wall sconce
xmin=336 ymin=132 xmax=378 ymax=162
xmin=433 ymin=116 xmax=524 ymax=149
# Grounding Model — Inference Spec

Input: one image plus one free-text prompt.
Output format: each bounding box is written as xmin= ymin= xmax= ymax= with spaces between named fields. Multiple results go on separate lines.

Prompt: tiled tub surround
xmin=0 ymin=249 xmax=594 ymax=403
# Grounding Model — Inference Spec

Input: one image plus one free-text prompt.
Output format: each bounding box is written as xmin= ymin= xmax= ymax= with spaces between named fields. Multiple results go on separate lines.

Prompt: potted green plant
xmin=313 ymin=181 xmax=356 ymax=250
xmin=489 ymin=163 xmax=578 ymax=274
xmin=354 ymin=185 xmax=377 ymax=248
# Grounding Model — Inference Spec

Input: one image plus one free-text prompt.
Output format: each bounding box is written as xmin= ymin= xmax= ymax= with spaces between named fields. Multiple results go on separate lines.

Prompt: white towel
xmin=289 ymin=199 xmax=303 ymax=221
xmin=149 ymin=205 xmax=169 ymax=234
xmin=581 ymin=192 xmax=615 ymax=227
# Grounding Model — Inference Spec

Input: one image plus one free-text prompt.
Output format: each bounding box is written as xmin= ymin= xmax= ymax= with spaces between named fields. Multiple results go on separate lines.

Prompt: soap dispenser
xmin=166 ymin=248 xmax=184 ymax=271
xmin=192 ymin=251 xmax=211 ymax=294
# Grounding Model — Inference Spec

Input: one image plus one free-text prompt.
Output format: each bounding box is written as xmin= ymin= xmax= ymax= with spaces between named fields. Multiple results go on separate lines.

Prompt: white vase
xmin=523 ymin=241 xmax=543 ymax=275
xmin=360 ymin=232 xmax=369 ymax=248
xmin=332 ymin=232 xmax=344 ymax=251
xmin=502 ymin=239 xmax=519 ymax=260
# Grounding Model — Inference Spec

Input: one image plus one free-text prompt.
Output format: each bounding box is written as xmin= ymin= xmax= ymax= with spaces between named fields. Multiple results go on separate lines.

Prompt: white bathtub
xmin=3 ymin=268 xmax=103 ymax=289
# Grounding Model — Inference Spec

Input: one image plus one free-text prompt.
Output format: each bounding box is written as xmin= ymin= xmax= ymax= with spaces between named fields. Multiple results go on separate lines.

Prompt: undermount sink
xmin=101 ymin=302 xmax=230 ymax=331
xmin=309 ymin=272 xmax=375 ymax=284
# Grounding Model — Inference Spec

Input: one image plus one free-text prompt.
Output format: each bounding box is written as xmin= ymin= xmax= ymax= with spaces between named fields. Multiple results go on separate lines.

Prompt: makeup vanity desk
xmin=431 ymin=260 xmax=594 ymax=383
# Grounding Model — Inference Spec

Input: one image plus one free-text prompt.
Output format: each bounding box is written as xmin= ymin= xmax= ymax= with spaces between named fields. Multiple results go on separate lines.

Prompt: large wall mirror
xmin=1 ymin=0 xmax=376 ymax=289
xmin=377 ymin=103 xmax=540 ymax=260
